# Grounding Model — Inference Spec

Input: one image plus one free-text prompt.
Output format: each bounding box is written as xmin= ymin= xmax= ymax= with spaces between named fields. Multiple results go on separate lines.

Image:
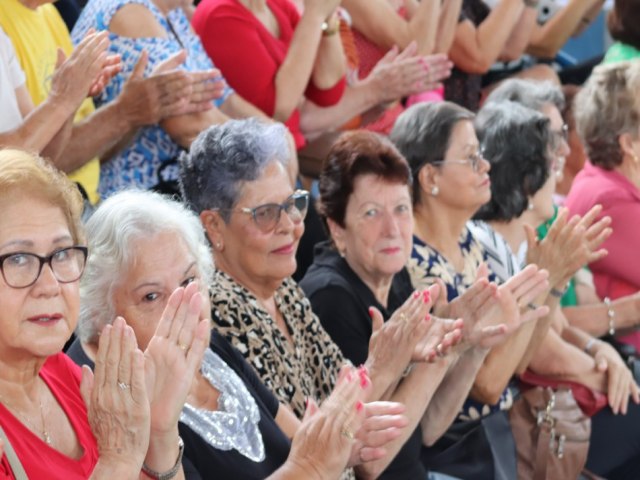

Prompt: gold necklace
xmin=0 ymin=392 xmax=52 ymax=445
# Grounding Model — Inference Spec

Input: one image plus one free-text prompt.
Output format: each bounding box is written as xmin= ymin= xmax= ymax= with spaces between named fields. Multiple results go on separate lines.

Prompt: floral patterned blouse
xmin=408 ymin=225 xmax=513 ymax=419
xmin=209 ymin=270 xmax=345 ymax=419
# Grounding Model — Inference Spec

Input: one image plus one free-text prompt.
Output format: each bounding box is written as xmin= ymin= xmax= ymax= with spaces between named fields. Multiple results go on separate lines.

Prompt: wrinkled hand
xmin=525 ymin=206 xmax=610 ymax=288
xmin=50 ymin=30 xmax=119 ymax=108
xmin=285 ymin=365 xmax=368 ymax=480
xmin=118 ymin=50 xmax=222 ymax=127
xmin=369 ymin=42 xmax=452 ymax=104
xmin=592 ymin=341 xmax=640 ymax=415
xmin=80 ymin=317 xmax=150 ymax=472
xmin=144 ymin=281 xmax=210 ymax=435
xmin=349 ymin=401 xmax=407 ymax=466
xmin=367 ymin=284 xmax=438 ymax=380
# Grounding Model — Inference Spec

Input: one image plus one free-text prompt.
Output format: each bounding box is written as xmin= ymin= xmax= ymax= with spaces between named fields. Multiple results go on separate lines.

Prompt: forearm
xmin=41 ymin=113 xmax=74 ymax=162
xmin=219 ymin=93 xmax=269 ymax=120
xmin=90 ymin=459 xmax=143 ymax=480
xmin=311 ymin=26 xmax=347 ymax=90
xmin=274 ymin=8 xmax=327 ymax=121
xmin=527 ymin=0 xmax=603 ymax=58
xmin=564 ymin=294 xmax=640 ymax=337
xmin=422 ymin=347 xmax=489 ymax=445
xmin=516 ymin=294 xmax=560 ymax=371
xmin=471 ymin=322 xmax=536 ymax=404
xmin=359 ymin=361 xmax=451 ymax=478
xmin=142 ymin=429 xmax=185 ymax=480
xmin=453 ymin=0 xmax=524 ymax=72
xmin=434 ymin=0 xmax=462 ymax=54
xmin=0 ymin=96 xmax=75 ymax=157
xmin=298 ymin=83 xmax=379 ymax=137
xmin=528 ymin=328 xmax=605 ymax=392
xmin=499 ymin=5 xmax=538 ymax=61
xmin=62 ymin=101 xmax=133 ymax=173
xmin=406 ymin=0 xmax=440 ymax=54
xmin=160 ymin=108 xmax=230 ymax=149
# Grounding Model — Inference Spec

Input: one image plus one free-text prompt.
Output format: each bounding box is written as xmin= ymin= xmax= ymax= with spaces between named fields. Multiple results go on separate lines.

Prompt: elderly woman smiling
xmin=70 ymin=189 xmax=405 ymax=479
xmin=180 ymin=119 xmax=456 ymax=478
xmin=0 ymin=150 xmax=198 ymax=479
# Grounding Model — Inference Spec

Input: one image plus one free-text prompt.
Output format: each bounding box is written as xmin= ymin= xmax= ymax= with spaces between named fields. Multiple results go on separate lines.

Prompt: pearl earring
xmin=215 ymin=242 xmax=222 ymax=249
xmin=527 ymin=201 xmax=534 ymax=211
xmin=431 ymin=186 xmax=439 ymax=196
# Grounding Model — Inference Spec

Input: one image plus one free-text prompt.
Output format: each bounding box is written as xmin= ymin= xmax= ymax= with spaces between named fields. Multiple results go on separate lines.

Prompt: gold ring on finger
xmin=399 ymin=313 xmax=407 ymax=322
xmin=178 ymin=343 xmax=188 ymax=351
xmin=340 ymin=425 xmax=354 ymax=441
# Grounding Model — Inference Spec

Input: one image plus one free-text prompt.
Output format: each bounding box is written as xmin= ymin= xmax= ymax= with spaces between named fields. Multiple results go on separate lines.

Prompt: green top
xmin=537 ymin=207 xmax=578 ymax=307
xmin=603 ymin=42 xmax=640 ymax=64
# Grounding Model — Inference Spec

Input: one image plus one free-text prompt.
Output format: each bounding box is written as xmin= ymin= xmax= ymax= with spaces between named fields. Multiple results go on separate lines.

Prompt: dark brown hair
xmin=608 ymin=0 xmax=640 ymax=50
xmin=318 ymin=131 xmax=411 ymax=228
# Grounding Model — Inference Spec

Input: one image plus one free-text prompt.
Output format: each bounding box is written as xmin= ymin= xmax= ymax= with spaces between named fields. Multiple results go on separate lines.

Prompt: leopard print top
xmin=210 ymin=269 xmax=346 ymax=419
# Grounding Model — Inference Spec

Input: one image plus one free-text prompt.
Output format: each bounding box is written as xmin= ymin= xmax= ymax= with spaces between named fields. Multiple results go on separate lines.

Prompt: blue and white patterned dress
xmin=72 ymin=0 xmax=233 ymax=198
xmin=408 ymin=224 xmax=514 ymax=420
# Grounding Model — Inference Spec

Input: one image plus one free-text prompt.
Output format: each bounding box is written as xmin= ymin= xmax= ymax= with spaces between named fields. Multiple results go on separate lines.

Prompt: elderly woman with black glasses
xmin=0 ymin=149 xmax=203 ymax=479
xmin=179 ymin=118 xmax=462 ymax=479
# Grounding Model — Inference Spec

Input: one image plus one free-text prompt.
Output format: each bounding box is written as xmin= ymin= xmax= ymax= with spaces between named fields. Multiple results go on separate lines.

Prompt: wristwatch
xmin=141 ymin=437 xmax=184 ymax=480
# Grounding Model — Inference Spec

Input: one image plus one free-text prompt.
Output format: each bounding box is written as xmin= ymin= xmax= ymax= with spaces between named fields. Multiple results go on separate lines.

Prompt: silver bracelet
xmin=604 ymin=297 xmax=616 ymax=336
xmin=142 ymin=437 xmax=184 ymax=480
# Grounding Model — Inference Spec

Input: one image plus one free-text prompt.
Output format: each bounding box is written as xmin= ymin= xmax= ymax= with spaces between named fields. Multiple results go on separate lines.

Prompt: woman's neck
xmin=344 ymin=255 xmax=393 ymax=308
xmin=488 ymin=214 xmax=530 ymax=256
xmin=215 ymin=255 xmax=281 ymax=305
xmin=0 ymin=354 xmax=47 ymax=402
xmin=413 ymin=202 xmax=469 ymax=259
xmin=616 ymin=156 xmax=640 ymax=191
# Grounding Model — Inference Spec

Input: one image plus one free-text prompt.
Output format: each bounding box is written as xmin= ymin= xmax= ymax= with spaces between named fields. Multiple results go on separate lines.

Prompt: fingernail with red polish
xmin=356 ymin=401 xmax=364 ymax=412
xmin=425 ymin=313 xmax=431 ymax=322
xmin=368 ymin=307 xmax=374 ymax=318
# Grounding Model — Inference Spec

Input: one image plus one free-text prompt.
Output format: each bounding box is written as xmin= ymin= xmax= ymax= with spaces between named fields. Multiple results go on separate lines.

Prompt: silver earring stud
xmin=431 ymin=186 xmax=439 ymax=196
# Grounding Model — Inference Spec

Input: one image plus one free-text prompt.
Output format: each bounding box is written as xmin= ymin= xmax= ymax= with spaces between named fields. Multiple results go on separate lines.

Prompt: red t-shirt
xmin=0 ymin=353 xmax=99 ymax=479
xmin=193 ymin=0 xmax=346 ymax=149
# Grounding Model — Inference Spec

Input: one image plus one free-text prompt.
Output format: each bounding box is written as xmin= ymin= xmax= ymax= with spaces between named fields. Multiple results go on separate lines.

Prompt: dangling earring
xmin=431 ymin=186 xmax=439 ymax=196
xmin=527 ymin=201 xmax=534 ymax=211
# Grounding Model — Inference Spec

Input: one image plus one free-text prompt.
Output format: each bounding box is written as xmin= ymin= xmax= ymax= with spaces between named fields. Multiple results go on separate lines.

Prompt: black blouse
xmin=300 ymin=241 xmax=425 ymax=480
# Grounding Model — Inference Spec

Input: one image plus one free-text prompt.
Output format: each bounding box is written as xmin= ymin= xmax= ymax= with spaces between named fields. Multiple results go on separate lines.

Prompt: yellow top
xmin=0 ymin=0 xmax=100 ymax=204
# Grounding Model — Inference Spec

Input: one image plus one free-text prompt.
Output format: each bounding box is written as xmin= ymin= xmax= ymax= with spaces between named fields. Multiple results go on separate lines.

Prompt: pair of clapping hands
xmin=80 ymin=282 xmax=410 ymax=479
xmin=54 ymin=29 xmax=226 ymax=124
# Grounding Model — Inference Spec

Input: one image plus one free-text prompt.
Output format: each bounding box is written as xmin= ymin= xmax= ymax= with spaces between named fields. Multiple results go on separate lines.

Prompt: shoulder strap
xmin=0 ymin=424 xmax=28 ymax=480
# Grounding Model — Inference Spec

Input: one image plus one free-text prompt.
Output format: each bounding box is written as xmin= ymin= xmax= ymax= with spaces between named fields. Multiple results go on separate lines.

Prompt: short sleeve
xmin=0 ymin=28 xmax=25 ymax=88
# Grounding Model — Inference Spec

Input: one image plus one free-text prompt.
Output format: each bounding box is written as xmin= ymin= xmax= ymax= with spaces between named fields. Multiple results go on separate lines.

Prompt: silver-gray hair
xmin=179 ymin=118 xmax=290 ymax=220
xmin=484 ymin=79 xmax=565 ymax=113
xmin=77 ymin=190 xmax=214 ymax=344
xmin=574 ymin=61 xmax=640 ymax=170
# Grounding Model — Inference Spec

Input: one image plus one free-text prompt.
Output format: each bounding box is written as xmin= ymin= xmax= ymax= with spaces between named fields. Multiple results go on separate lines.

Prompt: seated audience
xmin=0 ymin=0 xmax=216 ymax=203
xmin=0 ymin=149 xmax=198 ymax=479
xmin=72 ymin=0 xmax=272 ymax=198
xmin=473 ymin=100 xmax=640 ymax=479
xmin=390 ymin=102 xmax=550 ymax=478
xmin=301 ymin=130 xmax=549 ymax=478
xmin=179 ymin=119 xmax=461 ymax=478
xmin=69 ymin=189 xmax=406 ymax=479
xmin=192 ymin=0 xmax=347 ymax=174
xmin=485 ymin=78 xmax=640 ymax=341
xmin=0 ymin=29 xmax=117 ymax=162
xmin=566 ymin=61 xmax=640 ymax=350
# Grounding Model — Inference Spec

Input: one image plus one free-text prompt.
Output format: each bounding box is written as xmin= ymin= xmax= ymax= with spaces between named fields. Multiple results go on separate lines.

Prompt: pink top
xmin=0 ymin=353 xmax=99 ymax=479
xmin=565 ymin=161 xmax=640 ymax=347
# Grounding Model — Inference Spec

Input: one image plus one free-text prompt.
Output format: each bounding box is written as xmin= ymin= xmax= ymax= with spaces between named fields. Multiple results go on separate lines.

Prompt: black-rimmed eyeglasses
xmin=0 ymin=246 xmax=88 ymax=289
xmin=222 ymin=190 xmax=310 ymax=233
